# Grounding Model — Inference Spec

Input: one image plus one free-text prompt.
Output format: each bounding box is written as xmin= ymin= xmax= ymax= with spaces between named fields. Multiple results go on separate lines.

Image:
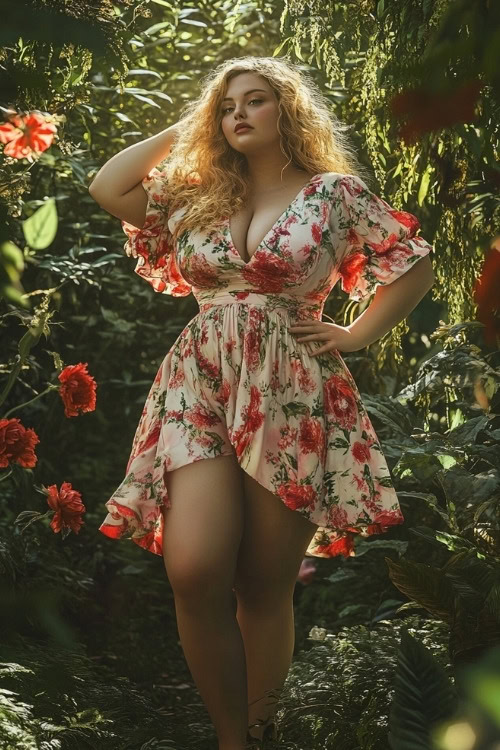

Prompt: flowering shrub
xmin=1 ymin=360 xmax=97 ymax=539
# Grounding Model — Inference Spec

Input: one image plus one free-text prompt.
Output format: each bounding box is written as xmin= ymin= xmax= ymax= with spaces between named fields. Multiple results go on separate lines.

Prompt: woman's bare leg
xmin=234 ymin=473 xmax=318 ymax=741
xmin=162 ymin=454 xmax=248 ymax=750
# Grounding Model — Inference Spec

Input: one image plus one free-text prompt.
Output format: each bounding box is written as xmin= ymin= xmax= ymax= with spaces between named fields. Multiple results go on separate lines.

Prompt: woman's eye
xmin=222 ymin=98 xmax=262 ymax=114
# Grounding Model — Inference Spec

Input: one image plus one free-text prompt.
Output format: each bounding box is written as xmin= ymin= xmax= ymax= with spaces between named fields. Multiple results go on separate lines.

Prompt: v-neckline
xmin=225 ymin=173 xmax=324 ymax=266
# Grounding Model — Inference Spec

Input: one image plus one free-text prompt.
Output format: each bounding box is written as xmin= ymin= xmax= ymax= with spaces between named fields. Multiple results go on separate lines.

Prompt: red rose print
xmin=299 ymin=417 xmax=326 ymax=464
xmin=277 ymin=424 xmax=298 ymax=451
xmin=168 ymin=368 xmax=185 ymax=389
xmin=352 ymin=441 xmax=371 ymax=463
xmin=338 ymin=251 xmax=368 ymax=295
xmin=327 ymin=505 xmax=350 ymax=528
xmin=231 ymin=385 xmax=265 ymax=458
xmin=184 ymin=402 xmax=220 ymax=429
xmin=193 ymin=337 xmax=220 ymax=379
xmin=215 ymin=379 xmax=232 ymax=409
xmin=185 ymin=254 xmax=220 ymax=287
xmin=139 ymin=420 xmax=162 ymax=453
xmin=242 ymin=252 xmax=289 ymax=293
xmin=311 ymin=222 xmax=323 ymax=245
xmin=316 ymin=534 xmax=355 ymax=558
xmin=323 ymin=375 xmax=358 ymax=430
xmin=277 ymin=480 xmax=316 ymax=512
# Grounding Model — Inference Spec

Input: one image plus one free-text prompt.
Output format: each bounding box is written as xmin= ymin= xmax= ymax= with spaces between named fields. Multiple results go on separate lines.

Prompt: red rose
xmin=46 ymin=481 xmax=85 ymax=534
xmin=58 ymin=363 xmax=97 ymax=418
xmin=316 ymin=533 xmax=355 ymax=558
xmin=338 ymin=251 xmax=368 ymax=295
xmin=323 ymin=374 xmax=358 ymax=430
xmin=241 ymin=251 xmax=290 ymax=292
xmin=352 ymin=441 xmax=371 ymax=463
xmin=299 ymin=417 xmax=326 ymax=464
xmin=277 ymin=479 xmax=317 ymax=512
xmin=0 ymin=417 xmax=39 ymax=468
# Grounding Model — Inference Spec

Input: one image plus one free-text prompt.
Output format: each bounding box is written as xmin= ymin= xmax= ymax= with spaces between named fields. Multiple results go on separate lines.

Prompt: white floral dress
xmin=98 ymin=169 xmax=434 ymax=558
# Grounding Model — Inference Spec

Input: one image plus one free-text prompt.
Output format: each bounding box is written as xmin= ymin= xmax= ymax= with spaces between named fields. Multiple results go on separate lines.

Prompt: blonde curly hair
xmin=162 ymin=55 xmax=371 ymax=242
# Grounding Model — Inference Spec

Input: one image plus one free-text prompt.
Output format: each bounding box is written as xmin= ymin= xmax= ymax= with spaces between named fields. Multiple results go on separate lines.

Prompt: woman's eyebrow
xmin=222 ymin=88 xmax=267 ymax=102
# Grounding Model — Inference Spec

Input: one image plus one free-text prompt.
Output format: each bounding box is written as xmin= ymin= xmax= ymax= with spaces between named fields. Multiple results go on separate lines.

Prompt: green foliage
xmin=0 ymin=635 xmax=177 ymax=749
xmin=283 ymin=615 xmax=452 ymax=750
xmin=283 ymin=0 xmax=500 ymax=358
xmin=388 ymin=627 xmax=459 ymax=750
xmin=1 ymin=1 xmax=500 ymax=748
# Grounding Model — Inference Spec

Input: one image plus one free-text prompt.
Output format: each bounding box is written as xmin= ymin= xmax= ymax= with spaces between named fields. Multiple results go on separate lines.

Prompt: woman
xmin=89 ymin=55 xmax=435 ymax=749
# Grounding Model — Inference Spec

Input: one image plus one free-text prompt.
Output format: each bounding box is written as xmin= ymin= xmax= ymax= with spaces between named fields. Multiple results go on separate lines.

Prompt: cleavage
xmin=229 ymin=181 xmax=308 ymax=262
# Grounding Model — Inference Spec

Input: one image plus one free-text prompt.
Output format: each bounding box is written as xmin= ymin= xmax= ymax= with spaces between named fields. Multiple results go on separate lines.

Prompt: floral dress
xmin=98 ymin=168 xmax=434 ymax=558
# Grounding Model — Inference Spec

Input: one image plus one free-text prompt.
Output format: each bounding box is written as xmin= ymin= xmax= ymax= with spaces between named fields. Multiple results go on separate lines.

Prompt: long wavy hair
xmin=161 ymin=55 xmax=371 ymax=242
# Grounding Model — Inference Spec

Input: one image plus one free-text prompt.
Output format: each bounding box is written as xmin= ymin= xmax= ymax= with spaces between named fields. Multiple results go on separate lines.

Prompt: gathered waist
xmin=196 ymin=290 xmax=325 ymax=321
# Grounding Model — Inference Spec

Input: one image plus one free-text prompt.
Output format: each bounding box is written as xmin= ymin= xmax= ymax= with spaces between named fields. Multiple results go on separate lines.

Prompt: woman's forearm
xmin=88 ymin=122 xmax=180 ymax=199
xmin=347 ymin=256 xmax=435 ymax=348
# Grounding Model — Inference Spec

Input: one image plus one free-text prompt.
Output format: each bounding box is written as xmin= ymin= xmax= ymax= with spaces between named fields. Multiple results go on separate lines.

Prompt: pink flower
xmin=297 ymin=558 xmax=317 ymax=585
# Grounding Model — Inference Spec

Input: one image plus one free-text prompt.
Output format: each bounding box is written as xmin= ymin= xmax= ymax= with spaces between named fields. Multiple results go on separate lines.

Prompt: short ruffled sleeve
xmin=121 ymin=168 xmax=192 ymax=296
xmin=334 ymin=174 xmax=434 ymax=302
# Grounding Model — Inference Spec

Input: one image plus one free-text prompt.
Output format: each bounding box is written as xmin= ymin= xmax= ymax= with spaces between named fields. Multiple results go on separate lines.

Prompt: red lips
xmin=234 ymin=123 xmax=253 ymax=132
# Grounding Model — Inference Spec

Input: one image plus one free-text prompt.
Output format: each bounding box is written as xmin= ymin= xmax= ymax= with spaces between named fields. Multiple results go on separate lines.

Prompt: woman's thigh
xmin=161 ymin=454 xmax=245 ymax=600
xmin=234 ymin=472 xmax=318 ymax=601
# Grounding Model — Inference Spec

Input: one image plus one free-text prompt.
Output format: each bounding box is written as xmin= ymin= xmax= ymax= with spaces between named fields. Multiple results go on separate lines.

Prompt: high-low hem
xmin=98 ymin=449 xmax=404 ymax=560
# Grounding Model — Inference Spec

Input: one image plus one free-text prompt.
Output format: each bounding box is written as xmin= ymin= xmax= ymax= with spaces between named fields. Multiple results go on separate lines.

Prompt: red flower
xmin=0 ymin=417 xmax=39 ymax=468
xmin=338 ymin=251 xmax=368 ymax=295
xmin=184 ymin=254 xmax=220 ymax=287
xmin=46 ymin=481 xmax=85 ymax=534
xmin=58 ymin=363 xmax=97 ymax=418
xmin=473 ymin=241 xmax=500 ymax=348
xmin=0 ymin=111 xmax=57 ymax=160
xmin=241 ymin=251 xmax=290 ymax=293
xmin=352 ymin=441 xmax=371 ymax=463
xmin=184 ymin=402 xmax=220 ymax=429
xmin=230 ymin=385 xmax=265 ymax=458
xmin=316 ymin=533 xmax=356 ymax=558
xmin=311 ymin=222 xmax=323 ymax=245
xmin=323 ymin=375 xmax=358 ymax=430
xmin=277 ymin=479 xmax=317 ymax=512
xmin=298 ymin=417 xmax=326 ymax=464
xmin=390 ymin=79 xmax=483 ymax=144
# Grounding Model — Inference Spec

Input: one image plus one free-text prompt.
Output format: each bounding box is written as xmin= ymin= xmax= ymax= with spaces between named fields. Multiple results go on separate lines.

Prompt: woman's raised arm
xmin=88 ymin=122 xmax=180 ymax=229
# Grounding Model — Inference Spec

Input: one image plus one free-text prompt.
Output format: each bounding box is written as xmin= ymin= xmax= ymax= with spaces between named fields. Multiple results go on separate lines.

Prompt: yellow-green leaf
xmin=22 ymin=199 xmax=58 ymax=250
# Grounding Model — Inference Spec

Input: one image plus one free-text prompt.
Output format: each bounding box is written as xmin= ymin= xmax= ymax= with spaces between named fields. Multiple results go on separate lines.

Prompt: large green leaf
xmin=388 ymin=628 xmax=458 ymax=750
xmin=22 ymin=199 xmax=58 ymax=250
xmin=385 ymin=555 xmax=456 ymax=623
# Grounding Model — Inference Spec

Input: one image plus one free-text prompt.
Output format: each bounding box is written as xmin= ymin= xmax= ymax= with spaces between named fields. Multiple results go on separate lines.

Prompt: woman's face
xmin=220 ymin=72 xmax=280 ymax=154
